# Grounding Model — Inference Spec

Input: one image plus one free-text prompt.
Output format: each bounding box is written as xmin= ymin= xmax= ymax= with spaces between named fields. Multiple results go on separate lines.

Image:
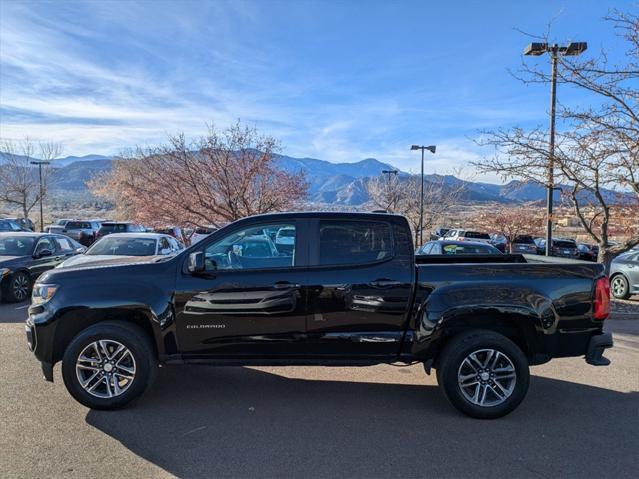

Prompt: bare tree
xmin=0 ymin=138 xmax=62 ymax=221
xmin=474 ymin=10 xmax=639 ymax=269
xmin=366 ymin=173 xmax=403 ymax=213
xmin=367 ymin=173 xmax=467 ymax=246
xmin=89 ymin=122 xmax=308 ymax=237
xmin=473 ymin=206 xmax=544 ymax=252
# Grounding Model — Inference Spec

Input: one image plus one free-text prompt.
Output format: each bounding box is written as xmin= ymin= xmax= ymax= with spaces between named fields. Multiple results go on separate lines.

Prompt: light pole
xmin=524 ymin=41 xmax=587 ymax=256
xmin=30 ymin=160 xmax=50 ymax=231
xmin=410 ymin=145 xmax=436 ymax=246
xmin=381 ymin=169 xmax=398 ymax=212
xmin=382 ymin=169 xmax=398 ymax=183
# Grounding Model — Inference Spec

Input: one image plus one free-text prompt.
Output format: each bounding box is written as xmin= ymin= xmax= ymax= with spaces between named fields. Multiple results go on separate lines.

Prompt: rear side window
xmin=319 ymin=220 xmax=392 ymax=266
xmin=419 ymin=243 xmax=433 ymax=254
xmin=54 ymin=236 xmax=75 ymax=252
xmin=464 ymin=231 xmax=490 ymax=240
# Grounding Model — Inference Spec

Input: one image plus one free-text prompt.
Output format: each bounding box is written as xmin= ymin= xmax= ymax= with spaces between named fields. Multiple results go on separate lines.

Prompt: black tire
xmin=3 ymin=271 xmax=31 ymax=303
xmin=61 ymin=321 xmax=157 ymax=410
xmin=436 ymin=330 xmax=529 ymax=419
xmin=611 ymin=274 xmax=630 ymax=300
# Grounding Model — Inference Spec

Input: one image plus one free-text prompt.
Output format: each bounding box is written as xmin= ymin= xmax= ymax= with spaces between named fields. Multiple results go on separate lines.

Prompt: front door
xmin=174 ymin=219 xmax=310 ymax=357
xmin=30 ymin=236 xmax=60 ymax=279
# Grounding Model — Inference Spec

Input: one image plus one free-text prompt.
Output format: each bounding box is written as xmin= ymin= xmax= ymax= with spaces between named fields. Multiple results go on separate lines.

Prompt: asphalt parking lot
xmin=1 ymin=301 xmax=637 ymax=479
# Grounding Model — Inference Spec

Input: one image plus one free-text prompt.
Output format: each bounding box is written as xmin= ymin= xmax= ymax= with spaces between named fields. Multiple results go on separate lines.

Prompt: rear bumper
xmin=585 ymin=333 xmax=613 ymax=366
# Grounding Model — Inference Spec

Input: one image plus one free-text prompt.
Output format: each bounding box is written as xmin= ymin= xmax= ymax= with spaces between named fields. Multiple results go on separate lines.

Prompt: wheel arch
xmin=419 ymin=308 xmax=546 ymax=367
xmin=51 ymin=307 xmax=160 ymax=365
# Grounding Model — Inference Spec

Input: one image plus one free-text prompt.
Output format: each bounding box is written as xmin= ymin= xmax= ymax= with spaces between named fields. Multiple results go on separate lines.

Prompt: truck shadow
xmin=85 ymin=366 xmax=639 ymax=478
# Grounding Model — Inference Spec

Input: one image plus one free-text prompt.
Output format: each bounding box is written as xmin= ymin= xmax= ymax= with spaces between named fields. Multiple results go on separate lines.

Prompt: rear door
xmin=304 ymin=217 xmax=414 ymax=358
xmin=174 ymin=218 xmax=311 ymax=357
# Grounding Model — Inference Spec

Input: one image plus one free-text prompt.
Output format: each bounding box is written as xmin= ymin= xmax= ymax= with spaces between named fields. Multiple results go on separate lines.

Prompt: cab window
xmin=319 ymin=220 xmax=392 ymax=266
xmin=204 ymin=223 xmax=296 ymax=270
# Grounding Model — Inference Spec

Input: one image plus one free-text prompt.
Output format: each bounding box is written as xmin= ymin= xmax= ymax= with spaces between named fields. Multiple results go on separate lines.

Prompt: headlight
xmin=0 ymin=268 xmax=10 ymax=278
xmin=31 ymin=284 xmax=59 ymax=305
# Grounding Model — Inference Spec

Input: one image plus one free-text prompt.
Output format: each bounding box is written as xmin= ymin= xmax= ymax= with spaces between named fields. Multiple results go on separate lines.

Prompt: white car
xmin=190 ymin=226 xmax=218 ymax=245
xmin=275 ymin=226 xmax=296 ymax=246
xmin=442 ymin=229 xmax=492 ymax=244
xmin=57 ymin=233 xmax=183 ymax=268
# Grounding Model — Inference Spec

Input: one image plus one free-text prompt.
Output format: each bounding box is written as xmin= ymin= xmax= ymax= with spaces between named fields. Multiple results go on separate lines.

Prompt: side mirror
xmin=36 ymin=249 xmax=53 ymax=258
xmin=75 ymin=247 xmax=86 ymax=254
xmin=188 ymin=252 xmax=206 ymax=274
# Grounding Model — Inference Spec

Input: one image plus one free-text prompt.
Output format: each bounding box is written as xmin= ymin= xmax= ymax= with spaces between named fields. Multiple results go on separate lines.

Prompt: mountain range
xmin=0 ymin=152 xmax=626 ymax=206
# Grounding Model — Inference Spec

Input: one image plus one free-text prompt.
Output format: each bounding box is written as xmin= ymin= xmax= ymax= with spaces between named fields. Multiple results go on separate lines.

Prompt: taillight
xmin=593 ymin=276 xmax=610 ymax=320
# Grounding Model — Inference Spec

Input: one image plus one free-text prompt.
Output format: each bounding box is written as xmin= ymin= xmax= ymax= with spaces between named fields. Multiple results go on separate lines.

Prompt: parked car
xmin=417 ymin=240 xmax=502 ymax=255
xmin=96 ymin=222 xmax=146 ymax=239
xmin=430 ymin=227 xmax=451 ymax=241
xmin=0 ymin=219 xmax=27 ymax=232
xmin=26 ymin=212 xmax=612 ymax=418
xmin=58 ymin=233 xmax=183 ymax=268
xmin=5 ymin=217 xmax=35 ymax=231
xmin=510 ymin=235 xmax=537 ymax=255
xmin=154 ymin=226 xmax=183 ymax=240
xmin=610 ymin=250 xmax=639 ymax=299
xmin=62 ymin=220 xmax=102 ymax=246
xmin=489 ymin=234 xmax=507 ymax=253
xmin=191 ymin=225 xmax=218 ymax=244
xmin=275 ymin=226 xmax=296 ymax=254
xmin=577 ymin=243 xmax=598 ymax=262
xmin=534 ymin=238 xmax=579 ymax=258
xmin=45 ymin=219 xmax=73 ymax=234
xmin=443 ymin=229 xmax=492 ymax=244
xmin=0 ymin=232 xmax=84 ymax=302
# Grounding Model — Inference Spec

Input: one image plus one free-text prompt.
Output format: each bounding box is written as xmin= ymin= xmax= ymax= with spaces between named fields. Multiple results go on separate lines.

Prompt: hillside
xmin=1 ymin=151 xmax=629 ymax=206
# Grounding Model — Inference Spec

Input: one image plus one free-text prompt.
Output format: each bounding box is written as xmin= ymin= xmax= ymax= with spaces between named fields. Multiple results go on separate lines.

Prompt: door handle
xmin=369 ymin=279 xmax=401 ymax=288
xmin=54 ymin=256 xmax=62 ymax=261
xmin=272 ymin=282 xmax=301 ymax=289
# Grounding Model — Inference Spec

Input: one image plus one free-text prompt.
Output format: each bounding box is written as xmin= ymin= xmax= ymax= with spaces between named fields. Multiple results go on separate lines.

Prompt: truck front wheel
xmin=61 ymin=321 xmax=157 ymax=410
xmin=436 ymin=330 xmax=529 ymax=419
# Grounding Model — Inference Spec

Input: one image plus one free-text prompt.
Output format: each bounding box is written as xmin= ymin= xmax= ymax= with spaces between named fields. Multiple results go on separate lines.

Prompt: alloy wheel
xmin=457 ymin=348 xmax=516 ymax=407
xmin=75 ymin=340 xmax=136 ymax=398
xmin=12 ymin=274 xmax=29 ymax=301
xmin=611 ymin=276 xmax=627 ymax=298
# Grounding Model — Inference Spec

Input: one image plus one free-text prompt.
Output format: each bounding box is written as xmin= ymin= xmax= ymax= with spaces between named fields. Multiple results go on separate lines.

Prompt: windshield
xmin=464 ymin=231 xmax=490 ymax=239
xmin=66 ymin=221 xmax=91 ymax=229
xmin=554 ymin=240 xmax=576 ymax=248
xmin=514 ymin=235 xmax=535 ymax=244
xmin=442 ymin=243 xmax=500 ymax=255
xmin=99 ymin=224 xmax=128 ymax=233
xmin=278 ymin=229 xmax=295 ymax=238
xmin=0 ymin=236 xmax=35 ymax=256
xmin=86 ymin=237 xmax=157 ymax=256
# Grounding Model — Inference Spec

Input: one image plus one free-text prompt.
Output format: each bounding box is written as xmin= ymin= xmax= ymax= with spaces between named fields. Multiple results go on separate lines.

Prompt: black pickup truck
xmin=26 ymin=212 xmax=613 ymax=418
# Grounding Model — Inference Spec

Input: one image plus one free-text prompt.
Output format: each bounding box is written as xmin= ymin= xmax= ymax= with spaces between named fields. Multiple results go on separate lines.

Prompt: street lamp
xmin=410 ymin=144 xmax=436 ymax=246
xmin=381 ymin=169 xmax=398 ymax=183
xmin=30 ymin=160 xmax=50 ymax=232
xmin=524 ymin=41 xmax=587 ymax=256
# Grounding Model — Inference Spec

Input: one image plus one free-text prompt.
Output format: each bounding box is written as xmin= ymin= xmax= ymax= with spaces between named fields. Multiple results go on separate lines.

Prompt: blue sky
xmin=0 ymin=0 xmax=634 ymax=181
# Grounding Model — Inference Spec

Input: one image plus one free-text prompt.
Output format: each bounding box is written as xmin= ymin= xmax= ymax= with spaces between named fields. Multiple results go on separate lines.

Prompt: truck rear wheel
xmin=61 ymin=321 xmax=157 ymax=410
xmin=436 ymin=330 xmax=529 ymax=419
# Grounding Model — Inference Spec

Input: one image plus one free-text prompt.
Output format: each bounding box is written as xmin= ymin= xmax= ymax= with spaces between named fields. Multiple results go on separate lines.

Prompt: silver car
xmin=610 ymin=250 xmax=639 ymax=299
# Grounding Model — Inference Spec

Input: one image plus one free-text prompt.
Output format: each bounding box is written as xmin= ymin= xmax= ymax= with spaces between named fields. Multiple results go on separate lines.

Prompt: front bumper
xmin=585 ymin=333 xmax=613 ymax=366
